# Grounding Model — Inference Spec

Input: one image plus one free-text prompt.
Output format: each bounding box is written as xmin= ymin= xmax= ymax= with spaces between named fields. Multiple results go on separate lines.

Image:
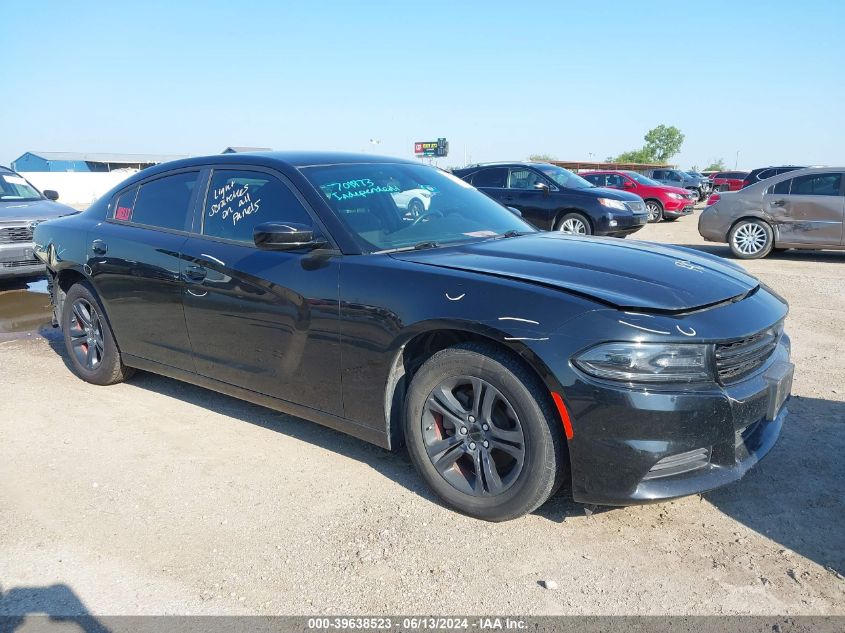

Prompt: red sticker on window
xmin=115 ymin=206 xmax=132 ymax=220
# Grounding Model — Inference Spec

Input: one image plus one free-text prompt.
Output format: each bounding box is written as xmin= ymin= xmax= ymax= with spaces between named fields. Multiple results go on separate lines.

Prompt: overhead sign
xmin=414 ymin=138 xmax=448 ymax=158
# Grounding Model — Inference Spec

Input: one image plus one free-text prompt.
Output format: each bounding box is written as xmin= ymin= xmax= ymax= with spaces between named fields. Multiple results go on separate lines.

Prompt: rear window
xmin=120 ymin=172 xmax=199 ymax=230
xmin=472 ymin=168 xmax=508 ymax=188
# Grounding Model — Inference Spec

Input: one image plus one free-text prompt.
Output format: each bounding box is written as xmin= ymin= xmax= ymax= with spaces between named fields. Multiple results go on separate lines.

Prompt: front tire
xmin=556 ymin=212 xmax=592 ymax=235
xmin=645 ymin=200 xmax=663 ymax=223
xmin=62 ymin=282 xmax=135 ymax=385
xmin=404 ymin=343 xmax=567 ymax=521
xmin=729 ymin=219 xmax=774 ymax=259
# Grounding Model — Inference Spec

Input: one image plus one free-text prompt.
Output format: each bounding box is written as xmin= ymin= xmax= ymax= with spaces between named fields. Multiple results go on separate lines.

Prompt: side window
xmin=113 ymin=187 xmax=138 ymax=221
xmin=789 ymin=173 xmax=842 ymax=196
xmin=605 ymin=174 xmax=624 ymax=187
xmin=651 ymin=170 xmax=665 ymax=179
xmin=129 ymin=172 xmax=199 ymax=230
xmin=583 ymin=174 xmax=602 ymax=186
xmin=770 ymin=179 xmax=791 ymax=195
xmin=508 ymin=168 xmax=544 ymax=189
xmin=757 ymin=169 xmax=773 ymax=181
xmin=472 ymin=168 xmax=508 ymax=188
xmin=203 ymin=169 xmax=314 ymax=243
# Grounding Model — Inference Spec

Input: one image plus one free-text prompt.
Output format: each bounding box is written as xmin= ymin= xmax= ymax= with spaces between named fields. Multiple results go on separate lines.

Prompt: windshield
xmin=0 ymin=173 xmax=43 ymax=202
xmin=301 ymin=163 xmax=535 ymax=252
xmin=536 ymin=164 xmax=594 ymax=189
xmin=624 ymin=171 xmax=662 ymax=186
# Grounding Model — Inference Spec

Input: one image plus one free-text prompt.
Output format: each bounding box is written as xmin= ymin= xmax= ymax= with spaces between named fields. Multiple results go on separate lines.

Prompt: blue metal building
xmin=11 ymin=152 xmax=187 ymax=172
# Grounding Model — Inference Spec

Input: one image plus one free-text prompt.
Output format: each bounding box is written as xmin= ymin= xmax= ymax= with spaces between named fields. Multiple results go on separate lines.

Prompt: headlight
xmin=667 ymin=193 xmax=683 ymax=200
xmin=598 ymin=198 xmax=628 ymax=211
xmin=573 ymin=342 xmax=713 ymax=383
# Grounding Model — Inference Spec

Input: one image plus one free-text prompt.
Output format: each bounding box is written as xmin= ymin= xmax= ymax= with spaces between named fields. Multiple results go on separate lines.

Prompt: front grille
xmin=0 ymin=226 xmax=34 ymax=244
xmin=626 ymin=201 xmax=646 ymax=214
xmin=715 ymin=324 xmax=781 ymax=383
xmin=643 ymin=447 xmax=711 ymax=480
xmin=1 ymin=258 xmax=40 ymax=268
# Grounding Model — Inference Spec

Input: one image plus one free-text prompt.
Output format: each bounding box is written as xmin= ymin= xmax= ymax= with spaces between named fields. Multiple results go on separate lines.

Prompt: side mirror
xmin=254 ymin=222 xmax=326 ymax=251
xmin=43 ymin=190 xmax=59 ymax=201
xmin=623 ymin=181 xmax=635 ymax=189
xmin=533 ymin=182 xmax=550 ymax=196
xmin=507 ymin=206 xmax=523 ymax=217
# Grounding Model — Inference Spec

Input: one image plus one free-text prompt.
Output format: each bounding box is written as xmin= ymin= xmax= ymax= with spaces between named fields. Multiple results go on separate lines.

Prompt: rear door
xmin=179 ymin=166 xmax=343 ymax=415
xmin=764 ymin=172 xmax=844 ymax=246
xmin=502 ymin=167 xmax=557 ymax=227
xmin=469 ymin=167 xmax=509 ymax=205
xmin=88 ymin=169 xmax=201 ymax=370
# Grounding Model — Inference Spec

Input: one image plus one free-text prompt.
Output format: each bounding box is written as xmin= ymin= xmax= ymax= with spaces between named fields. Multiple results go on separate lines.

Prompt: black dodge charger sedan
xmin=452 ymin=162 xmax=649 ymax=236
xmin=33 ymin=152 xmax=793 ymax=521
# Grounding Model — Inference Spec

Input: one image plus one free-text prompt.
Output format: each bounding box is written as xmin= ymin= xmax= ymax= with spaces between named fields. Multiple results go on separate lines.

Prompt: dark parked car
xmin=741 ymin=166 xmax=805 ymax=189
xmin=34 ymin=152 xmax=793 ymax=520
xmin=0 ymin=166 xmax=77 ymax=280
xmin=645 ymin=168 xmax=708 ymax=201
xmin=451 ymin=162 xmax=648 ymax=237
xmin=700 ymin=166 xmax=845 ymax=258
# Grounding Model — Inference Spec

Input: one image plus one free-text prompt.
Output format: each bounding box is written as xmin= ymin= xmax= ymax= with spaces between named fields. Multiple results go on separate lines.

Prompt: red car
xmin=580 ymin=170 xmax=696 ymax=223
xmin=711 ymin=171 xmax=749 ymax=192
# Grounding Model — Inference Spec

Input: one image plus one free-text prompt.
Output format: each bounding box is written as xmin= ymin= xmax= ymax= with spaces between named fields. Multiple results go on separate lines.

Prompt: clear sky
xmin=3 ymin=0 xmax=843 ymax=171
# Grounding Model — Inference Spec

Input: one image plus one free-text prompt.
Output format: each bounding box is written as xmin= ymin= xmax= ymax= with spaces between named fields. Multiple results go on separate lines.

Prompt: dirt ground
xmin=1 ymin=211 xmax=843 ymax=616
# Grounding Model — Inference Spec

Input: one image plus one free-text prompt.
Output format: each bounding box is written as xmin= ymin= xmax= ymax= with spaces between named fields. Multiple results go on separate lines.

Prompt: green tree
xmin=528 ymin=153 xmax=556 ymax=162
xmin=613 ymin=148 xmax=655 ymax=163
xmin=611 ymin=124 xmax=685 ymax=164
xmin=704 ymin=158 xmax=726 ymax=172
xmin=643 ymin=124 xmax=685 ymax=162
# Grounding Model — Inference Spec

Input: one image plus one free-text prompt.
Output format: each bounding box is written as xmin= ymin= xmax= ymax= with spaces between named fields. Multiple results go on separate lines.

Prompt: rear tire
xmin=729 ymin=219 xmax=774 ymax=259
xmin=62 ymin=282 xmax=135 ymax=385
xmin=404 ymin=343 xmax=568 ymax=521
xmin=407 ymin=198 xmax=425 ymax=218
xmin=556 ymin=212 xmax=592 ymax=235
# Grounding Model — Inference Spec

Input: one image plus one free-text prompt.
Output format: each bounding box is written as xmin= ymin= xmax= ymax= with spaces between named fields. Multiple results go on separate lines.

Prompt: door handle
xmin=183 ymin=264 xmax=208 ymax=282
xmin=91 ymin=239 xmax=108 ymax=255
xmin=771 ymin=199 xmax=786 ymax=207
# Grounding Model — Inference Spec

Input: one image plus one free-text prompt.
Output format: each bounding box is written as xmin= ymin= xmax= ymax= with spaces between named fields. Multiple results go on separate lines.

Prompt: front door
xmin=764 ymin=171 xmax=844 ymax=246
xmin=179 ymin=167 xmax=343 ymax=416
xmin=87 ymin=170 xmax=201 ymax=370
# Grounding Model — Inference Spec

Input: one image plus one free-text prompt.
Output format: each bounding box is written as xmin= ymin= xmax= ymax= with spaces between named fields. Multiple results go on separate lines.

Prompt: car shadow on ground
xmin=706 ymin=395 xmax=845 ymax=575
xmin=41 ymin=339 xmax=842 ymax=555
xmin=41 ymin=335 xmax=587 ymax=523
xmin=678 ymin=243 xmax=845 ymax=263
xmin=0 ymin=583 xmax=110 ymax=632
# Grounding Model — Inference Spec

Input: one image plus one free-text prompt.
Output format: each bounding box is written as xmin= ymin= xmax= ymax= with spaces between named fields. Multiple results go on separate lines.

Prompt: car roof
xmin=457 ymin=162 xmax=549 ymax=170
xmin=742 ymin=166 xmax=845 ymax=189
xmin=137 ymin=151 xmax=419 ymax=177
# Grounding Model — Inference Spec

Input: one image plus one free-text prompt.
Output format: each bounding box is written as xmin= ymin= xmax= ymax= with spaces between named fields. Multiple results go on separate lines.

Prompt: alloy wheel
xmin=559 ymin=218 xmax=587 ymax=235
xmin=646 ymin=202 xmax=661 ymax=222
xmin=68 ymin=298 xmax=105 ymax=370
xmin=732 ymin=222 xmax=768 ymax=255
xmin=422 ymin=376 xmax=526 ymax=497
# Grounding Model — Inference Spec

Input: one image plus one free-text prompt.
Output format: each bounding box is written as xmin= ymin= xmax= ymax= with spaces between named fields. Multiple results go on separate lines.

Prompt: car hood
xmin=0 ymin=199 xmax=79 ymax=223
xmin=577 ymin=187 xmax=642 ymax=202
xmin=391 ymin=233 xmax=759 ymax=312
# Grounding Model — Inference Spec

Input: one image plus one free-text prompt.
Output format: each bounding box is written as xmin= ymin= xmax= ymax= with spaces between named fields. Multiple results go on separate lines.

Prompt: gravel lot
xmin=1 ymin=212 xmax=843 ymax=616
